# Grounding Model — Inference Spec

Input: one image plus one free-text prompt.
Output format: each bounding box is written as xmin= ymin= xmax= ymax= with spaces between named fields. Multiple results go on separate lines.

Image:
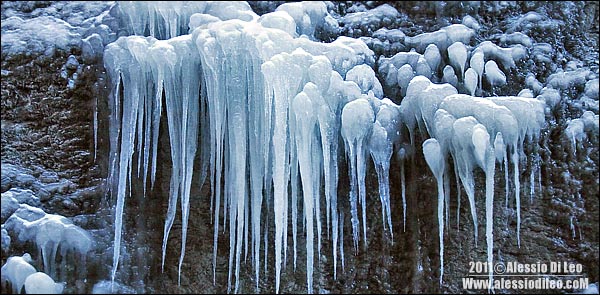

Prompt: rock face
xmin=1 ymin=1 xmax=599 ymax=294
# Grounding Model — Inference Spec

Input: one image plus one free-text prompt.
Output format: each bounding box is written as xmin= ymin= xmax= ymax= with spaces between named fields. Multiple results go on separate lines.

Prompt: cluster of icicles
xmin=104 ymin=1 xmax=546 ymax=293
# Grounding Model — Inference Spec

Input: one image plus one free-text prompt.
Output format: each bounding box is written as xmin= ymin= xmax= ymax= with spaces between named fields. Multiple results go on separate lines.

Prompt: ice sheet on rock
xmin=92 ymin=280 xmax=136 ymax=294
xmin=1 ymin=192 xmax=20 ymax=222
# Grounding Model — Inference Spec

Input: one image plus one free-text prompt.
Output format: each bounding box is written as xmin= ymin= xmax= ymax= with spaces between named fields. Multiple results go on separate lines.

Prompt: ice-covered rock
xmin=1 ymin=227 xmax=9 ymax=254
xmin=346 ymin=64 xmax=383 ymax=98
xmin=443 ymin=65 xmax=458 ymax=88
xmin=2 ymin=188 xmax=41 ymax=209
xmin=474 ymin=41 xmax=527 ymax=70
xmin=464 ymin=68 xmax=478 ymax=96
xmin=406 ymin=24 xmax=474 ymax=53
xmin=397 ymin=64 xmax=415 ymax=98
xmin=517 ymin=89 xmax=534 ymax=98
xmin=257 ymin=11 xmax=297 ymax=37
xmin=24 ymin=272 xmax=65 ymax=294
xmin=462 ymin=15 xmax=480 ymax=31
xmin=339 ymin=4 xmax=399 ymax=36
xmin=484 ymin=60 xmax=506 ymax=90
xmin=546 ymin=69 xmax=591 ymax=91
xmin=1 ymin=16 xmax=82 ymax=59
xmin=1 ymin=193 xmax=20 ymax=223
xmin=276 ymin=1 xmax=328 ymax=39
xmin=4 ymin=205 xmax=93 ymax=279
xmin=584 ymin=79 xmax=599 ymax=100
xmin=424 ymin=44 xmax=442 ymax=75
xmin=498 ymin=32 xmax=533 ymax=48
xmin=470 ymin=50 xmax=485 ymax=91
xmin=91 ymin=280 xmax=136 ymax=294
xmin=1 ymin=253 xmax=37 ymax=294
xmin=416 ymin=56 xmax=433 ymax=79
xmin=447 ymin=42 xmax=468 ymax=80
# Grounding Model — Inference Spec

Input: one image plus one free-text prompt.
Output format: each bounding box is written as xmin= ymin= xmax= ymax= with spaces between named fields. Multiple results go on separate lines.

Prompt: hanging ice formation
xmin=105 ymin=1 xmax=402 ymax=293
xmin=107 ymin=1 xmax=548 ymax=293
xmin=408 ymin=78 xmax=546 ymax=284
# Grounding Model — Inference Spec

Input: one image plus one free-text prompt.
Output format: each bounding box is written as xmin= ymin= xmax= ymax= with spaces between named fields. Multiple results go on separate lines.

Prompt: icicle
xmin=341 ymin=98 xmax=374 ymax=251
xmin=512 ymin=148 xmax=521 ymax=248
xmin=444 ymin=166 xmax=450 ymax=232
xmin=176 ymin=38 xmax=202 ymax=286
xmin=399 ymin=149 xmax=407 ymax=233
xmin=453 ymin=156 xmax=461 ymax=230
xmin=291 ymin=157 xmax=299 ymax=270
xmin=455 ymin=141 xmax=478 ymax=246
xmin=340 ymin=211 xmax=345 ymax=272
xmin=93 ymin=95 xmax=98 ymax=163
xmin=472 ymin=124 xmax=495 ymax=292
xmin=369 ymin=120 xmax=394 ymax=240
xmin=570 ymin=216 xmax=576 ymax=240
xmin=293 ymin=90 xmax=317 ymax=294
xmin=312 ymin=138 xmax=323 ymax=263
xmin=504 ymin=157 xmax=510 ymax=208
xmin=422 ymin=138 xmax=445 ymax=285
xmin=530 ymin=165 xmax=535 ymax=202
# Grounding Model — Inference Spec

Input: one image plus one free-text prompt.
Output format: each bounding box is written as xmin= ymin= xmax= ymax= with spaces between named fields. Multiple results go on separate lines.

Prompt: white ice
xmin=1 ymin=253 xmax=37 ymax=294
